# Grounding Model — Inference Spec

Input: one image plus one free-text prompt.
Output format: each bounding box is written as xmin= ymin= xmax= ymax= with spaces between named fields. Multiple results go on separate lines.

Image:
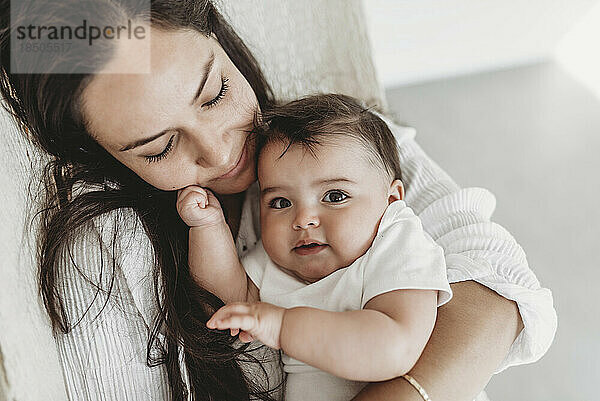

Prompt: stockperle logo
xmin=10 ymin=0 xmax=151 ymax=74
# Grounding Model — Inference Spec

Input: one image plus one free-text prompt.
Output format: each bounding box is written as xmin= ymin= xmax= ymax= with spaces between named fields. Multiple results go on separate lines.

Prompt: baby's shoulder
xmin=379 ymin=200 xmax=419 ymax=227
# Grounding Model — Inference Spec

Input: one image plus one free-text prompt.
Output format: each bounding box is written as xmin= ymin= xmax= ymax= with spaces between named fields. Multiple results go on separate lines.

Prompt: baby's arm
xmin=177 ymin=186 xmax=258 ymax=304
xmin=207 ymin=289 xmax=437 ymax=381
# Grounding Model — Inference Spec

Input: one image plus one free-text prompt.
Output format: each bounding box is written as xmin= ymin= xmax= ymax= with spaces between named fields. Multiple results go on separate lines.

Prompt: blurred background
xmin=363 ymin=1 xmax=600 ymax=400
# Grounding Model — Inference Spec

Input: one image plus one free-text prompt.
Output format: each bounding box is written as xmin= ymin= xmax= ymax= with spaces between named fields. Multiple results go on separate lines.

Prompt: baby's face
xmin=258 ymin=137 xmax=402 ymax=283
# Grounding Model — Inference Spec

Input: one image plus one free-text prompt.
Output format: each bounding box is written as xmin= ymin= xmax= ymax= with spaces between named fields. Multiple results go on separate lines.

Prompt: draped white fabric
xmin=216 ymin=0 xmax=385 ymax=106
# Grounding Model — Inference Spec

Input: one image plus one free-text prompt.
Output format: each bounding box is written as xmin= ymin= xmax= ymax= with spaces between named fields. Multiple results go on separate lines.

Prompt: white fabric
xmin=217 ymin=0 xmax=385 ymax=106
xmin=0 ymin=102 xmax=67 ymax=401
xmin=242 ymin=200 xmax=452 ymax=401
xmin=387 ymin=125 xmax=557 ymax=373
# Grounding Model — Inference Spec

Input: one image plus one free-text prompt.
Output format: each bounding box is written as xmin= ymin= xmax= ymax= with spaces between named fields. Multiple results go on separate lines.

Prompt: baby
xmin=177 ymin=94 xmax=452 ymax=400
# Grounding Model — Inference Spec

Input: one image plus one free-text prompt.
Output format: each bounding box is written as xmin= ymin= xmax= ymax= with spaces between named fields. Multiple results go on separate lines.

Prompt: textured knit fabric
xmin=54 ymin=125 xmax=556 ymax=401
xmin=387 ymin=124 xmax=557 ymax=373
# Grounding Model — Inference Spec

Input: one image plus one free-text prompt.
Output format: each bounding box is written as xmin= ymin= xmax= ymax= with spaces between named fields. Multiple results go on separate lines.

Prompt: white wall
xmin=363 ymin=0 xmax=599 ymax=87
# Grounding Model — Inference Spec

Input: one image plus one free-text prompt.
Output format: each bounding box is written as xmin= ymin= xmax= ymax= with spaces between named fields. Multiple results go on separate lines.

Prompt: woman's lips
xmin=219 ymin=142 xmax=248 ymax=180
xmin=293 ymin=244 xmax=328 ymax=256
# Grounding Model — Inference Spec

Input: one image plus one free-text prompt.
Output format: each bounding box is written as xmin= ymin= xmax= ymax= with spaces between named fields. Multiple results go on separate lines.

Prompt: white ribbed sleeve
xmin=54 ymin=208 xmax=282 ymax=401
xmin=390 ymin=124 xmax=557 ymax=372
xmin=55 ymin=209 xmax=172 ymax=401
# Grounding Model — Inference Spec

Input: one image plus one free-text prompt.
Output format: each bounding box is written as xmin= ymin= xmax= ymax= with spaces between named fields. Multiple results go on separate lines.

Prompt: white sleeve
xmin=390 ymin=123 xmax=557 ymax=373
xmin=361 ymin=201 xmax=452 ymax=309
xmin=241 ymin=239 xmax=269 ymax=289
xmin=55 ymin=209 xmax=171 ymax=401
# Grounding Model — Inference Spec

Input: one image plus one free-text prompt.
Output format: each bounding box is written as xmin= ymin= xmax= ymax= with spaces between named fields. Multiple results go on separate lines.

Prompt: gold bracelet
xmin=402 ymin=374 xmax=431 ymax=401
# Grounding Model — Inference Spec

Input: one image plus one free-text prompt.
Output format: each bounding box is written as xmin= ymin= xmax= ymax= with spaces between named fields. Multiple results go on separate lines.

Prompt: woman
xmin=0 ymin=0 xmax=555 ymax=400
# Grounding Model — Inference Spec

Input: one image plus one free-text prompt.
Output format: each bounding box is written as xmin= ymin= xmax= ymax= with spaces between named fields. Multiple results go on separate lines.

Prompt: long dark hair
xmin=0 ymin=1 xmax=280 ymax=400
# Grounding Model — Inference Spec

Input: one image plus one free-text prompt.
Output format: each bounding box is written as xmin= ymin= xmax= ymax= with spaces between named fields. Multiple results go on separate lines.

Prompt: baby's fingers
xmin=204 ymin=189 xmax=221 ymax=209
xmin=238 ymin=331 xmax=255 ymax=343
xmin=177 ymin=185 xmax=206 ymax=202
xmin=208 ymin=303 xmax=251 ymax=324
xmin=177 ymin=186 xmax=209 ymax=210
xmin=207 ymin=303 xmax=257 ymax=332
xmin=209 ymin=313 xmax=258 ymax=333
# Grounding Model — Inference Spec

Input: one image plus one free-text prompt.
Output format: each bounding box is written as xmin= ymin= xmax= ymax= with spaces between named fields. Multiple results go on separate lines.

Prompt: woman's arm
xmin=56 ymin=209 xmax=171 ymax=401
xmin=353 ymin=281 xmax=522 ymax=401
xmin=354 ymin=125 xmax=557 ymax=399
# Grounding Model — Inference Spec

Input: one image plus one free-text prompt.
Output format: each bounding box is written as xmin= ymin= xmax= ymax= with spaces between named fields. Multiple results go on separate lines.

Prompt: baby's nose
xmin=293 ymin=210 xmax=320 ymax=230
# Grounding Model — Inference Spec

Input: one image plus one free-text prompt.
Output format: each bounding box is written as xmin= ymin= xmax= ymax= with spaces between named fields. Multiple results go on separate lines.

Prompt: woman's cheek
xmin=149 ymin=168 xmax=178 ymax=191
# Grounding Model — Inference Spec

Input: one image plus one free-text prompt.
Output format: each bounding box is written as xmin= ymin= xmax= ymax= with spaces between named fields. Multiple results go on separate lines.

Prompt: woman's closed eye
xmin=202 ymin=76 xmax=229 ymax=108
xmin=142 ymin=76 xmax=229 ymax=164
xmin=322 ymin=190 xmax=348 ymax=203
xmin=145 ymin=135 xmax=175 ymax=164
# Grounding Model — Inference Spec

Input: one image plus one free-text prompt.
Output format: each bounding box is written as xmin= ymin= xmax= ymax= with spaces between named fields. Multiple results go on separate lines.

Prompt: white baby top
xmin=242 ymin=200 xmax=452 ymax=401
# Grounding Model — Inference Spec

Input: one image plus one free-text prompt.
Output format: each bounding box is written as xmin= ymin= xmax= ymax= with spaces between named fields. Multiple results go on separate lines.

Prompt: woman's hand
xmin=176 ymin=185 xmax=225 ymax=228
xmin=207 ymin=302 xmax=285 ymax=348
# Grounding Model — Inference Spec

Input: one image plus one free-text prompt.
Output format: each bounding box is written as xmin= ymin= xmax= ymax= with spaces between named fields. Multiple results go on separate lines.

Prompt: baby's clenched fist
xmin=176 ymin=186 xmax=225 ymax=228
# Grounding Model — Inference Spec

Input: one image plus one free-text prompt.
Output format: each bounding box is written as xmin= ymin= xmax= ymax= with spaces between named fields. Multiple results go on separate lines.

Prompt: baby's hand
xmin=176 ymin=186 xmax=225 ymax=228
xmin=207 ymin=302 xmax=285 ymax=349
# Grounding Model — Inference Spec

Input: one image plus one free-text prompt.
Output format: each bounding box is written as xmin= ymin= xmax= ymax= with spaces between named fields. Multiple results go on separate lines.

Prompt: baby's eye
xmin=322 ymin=190 xmax=348 ymax=203
xmin=269 ymin=197 xmax=292 ymax=209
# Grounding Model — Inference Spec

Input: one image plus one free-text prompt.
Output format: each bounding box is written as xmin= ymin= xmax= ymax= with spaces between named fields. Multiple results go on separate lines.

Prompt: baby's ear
xmin=388 ymin=179 xmax=404 ymax=204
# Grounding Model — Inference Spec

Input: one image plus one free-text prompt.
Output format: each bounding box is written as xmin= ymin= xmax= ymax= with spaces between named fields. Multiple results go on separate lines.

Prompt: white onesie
xmin=242 ymin=200 xmax=453 ymax=401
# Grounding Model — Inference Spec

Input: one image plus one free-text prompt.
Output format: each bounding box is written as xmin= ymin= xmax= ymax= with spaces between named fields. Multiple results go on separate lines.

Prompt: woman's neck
xmin=217 ymin=191 xmax=246 ymax=239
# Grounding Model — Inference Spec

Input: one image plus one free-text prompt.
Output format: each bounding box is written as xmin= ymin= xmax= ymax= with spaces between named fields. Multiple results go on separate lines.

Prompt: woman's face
xmin=81 ymin=28 xmax=259 ymax=194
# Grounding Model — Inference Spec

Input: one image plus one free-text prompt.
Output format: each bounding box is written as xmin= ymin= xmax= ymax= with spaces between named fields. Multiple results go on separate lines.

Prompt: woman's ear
xmin=388 ymin=179 xmax=404 ymax=204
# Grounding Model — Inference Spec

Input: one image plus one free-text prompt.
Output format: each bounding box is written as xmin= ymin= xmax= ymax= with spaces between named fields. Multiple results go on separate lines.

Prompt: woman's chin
xmin=210 ymin=168 xmax=256 ymax=195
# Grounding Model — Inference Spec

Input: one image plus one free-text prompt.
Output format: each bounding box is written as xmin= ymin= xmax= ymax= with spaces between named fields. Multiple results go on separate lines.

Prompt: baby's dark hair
xmin=255 ymin=94 xmax=402 ymax=182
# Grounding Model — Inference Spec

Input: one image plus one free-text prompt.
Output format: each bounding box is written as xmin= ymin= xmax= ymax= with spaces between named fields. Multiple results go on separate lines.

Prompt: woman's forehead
xmin=80 ymin=28 xmax=216 ymax=149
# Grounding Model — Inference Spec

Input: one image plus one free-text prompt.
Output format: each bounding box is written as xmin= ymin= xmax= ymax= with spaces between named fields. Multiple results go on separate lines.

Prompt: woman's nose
xmin=188 ymin=125 xmax=232 ymax=168
xmin=293 ymin=208 xmax=320 ymax=230
xmin=194 ymin=138 xmax=231 ymax=168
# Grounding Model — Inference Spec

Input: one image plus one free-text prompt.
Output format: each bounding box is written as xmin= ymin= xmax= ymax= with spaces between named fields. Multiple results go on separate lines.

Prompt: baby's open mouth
xmin=293 ymin=242 xmax=328 ymax=255
xmin=297 ymin=243 xmax=320 ymax=249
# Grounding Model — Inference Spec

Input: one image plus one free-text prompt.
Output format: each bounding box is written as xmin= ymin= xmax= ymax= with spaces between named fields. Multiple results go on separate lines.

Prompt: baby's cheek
xmin=332 ymin=210 xmax=380 ymax=262
xmin=261 ymin=217 xmax=289 ymax=260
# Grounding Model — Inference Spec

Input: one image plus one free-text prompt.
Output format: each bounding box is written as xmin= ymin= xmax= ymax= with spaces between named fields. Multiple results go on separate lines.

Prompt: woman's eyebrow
xmin=119 ymin=51 xmax=216 ymax=152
